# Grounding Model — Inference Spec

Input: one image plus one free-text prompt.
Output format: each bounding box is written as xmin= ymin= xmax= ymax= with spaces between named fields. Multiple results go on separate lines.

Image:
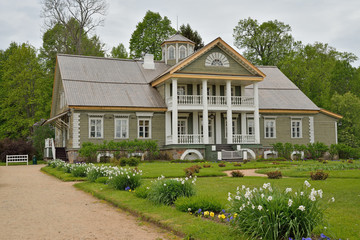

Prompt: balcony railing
xmin=167 ymin=95 xmax=254 ymax=107
xmin=178 ymin=134 xmax=203 ymax=144
xmin=232 ymin=134 xmax=256 ymax=144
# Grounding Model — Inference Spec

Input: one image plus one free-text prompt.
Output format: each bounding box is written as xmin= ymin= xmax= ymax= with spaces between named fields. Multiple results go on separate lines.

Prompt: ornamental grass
xmin=227 ymin=181 xmax=334 ymax=240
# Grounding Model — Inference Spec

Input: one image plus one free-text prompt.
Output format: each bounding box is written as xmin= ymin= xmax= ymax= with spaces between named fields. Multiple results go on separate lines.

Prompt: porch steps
xmin=216 ymin=144 xmax=234 ymax=151
xmin=55 ymin=147 xmax=68 ymax=162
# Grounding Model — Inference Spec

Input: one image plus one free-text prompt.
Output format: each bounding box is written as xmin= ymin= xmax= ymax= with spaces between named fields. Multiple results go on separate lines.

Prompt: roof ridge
xmin=57 ymin=54 xmax=165 ymax=63
xmin=62 ymin=78 xmax=149 ymax=85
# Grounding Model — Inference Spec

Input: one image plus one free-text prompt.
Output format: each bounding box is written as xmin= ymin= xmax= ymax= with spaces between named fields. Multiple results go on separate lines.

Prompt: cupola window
xmin=168 ymin=46 xmax=175 ymax=60
xmin=179 ymin=45 xmax=186 ymax=59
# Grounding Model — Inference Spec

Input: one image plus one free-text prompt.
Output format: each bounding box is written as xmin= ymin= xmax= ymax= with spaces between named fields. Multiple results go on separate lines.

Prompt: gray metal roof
xmin=246 ymin=66 xmax=319 ymax=110
xmin=162 ymin=33 xmax=195 ymax=44
xmin=57 ymin=54 xmax=169 ymax=108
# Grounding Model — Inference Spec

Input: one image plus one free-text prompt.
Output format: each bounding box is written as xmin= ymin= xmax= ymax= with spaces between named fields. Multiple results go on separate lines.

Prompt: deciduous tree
xmin=111 ymin=43 xmax=128 ymax=59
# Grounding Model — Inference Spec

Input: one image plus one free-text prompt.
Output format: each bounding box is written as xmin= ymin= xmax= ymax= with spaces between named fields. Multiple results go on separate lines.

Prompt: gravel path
xmin=223 ymin=169 xmax=267 ymax=177
xmin=0 ymin=165 xmax=173 ymax=240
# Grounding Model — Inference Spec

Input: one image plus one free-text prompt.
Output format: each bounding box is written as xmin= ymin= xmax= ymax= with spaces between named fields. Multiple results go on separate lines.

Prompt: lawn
xmin=43 ymin=160 xmax=360 ymax=239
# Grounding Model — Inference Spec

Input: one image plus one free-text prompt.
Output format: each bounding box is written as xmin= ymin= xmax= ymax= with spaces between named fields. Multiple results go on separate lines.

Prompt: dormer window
xmin=179 ymin=45 xmax=186 ymax=59
xmin=168 ymin=46 xmax=175 ymax=59
xmin=205 ymin=52 xmax=230 ymax=67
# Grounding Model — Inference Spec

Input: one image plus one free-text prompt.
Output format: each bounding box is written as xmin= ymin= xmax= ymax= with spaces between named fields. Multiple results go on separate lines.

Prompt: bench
xmin=6 ymin=155 xmax=28 ymax=166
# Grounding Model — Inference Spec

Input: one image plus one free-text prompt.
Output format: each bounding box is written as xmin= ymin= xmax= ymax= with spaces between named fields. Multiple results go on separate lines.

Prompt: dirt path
xmin=0 ymin=165 xmax=174 ymax=240
xmin=223 ymin=169 xmax=267 ymax=177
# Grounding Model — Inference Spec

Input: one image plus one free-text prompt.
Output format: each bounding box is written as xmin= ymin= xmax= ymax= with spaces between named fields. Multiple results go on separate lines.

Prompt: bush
xmin=231 ymin=170 xmax=244 ymax=177
xmin=127 ymin=157 xmax=140 ymax=166
xmin=175 ymin=195 xmax=223 ymax=213
xmin=134 ymin=185 xmax=150 ymax=199
xmin=233 ymin=162 xmax=242 ymax=167
xmin=0 ymin=138 xmax=35 ymax=162
xmin=78 ymin=142 xmax=98 ymax=162
xmin=108 ymin=168 xmax=142 ymax=190
xmin=306 ymin=142 xmax=329 ymax=160
xmin=266 ymin=171 xmax=282 ymax=179
xmin=227 ymin=181 xmax=331 ymax=240
xmin=218 ymin=162 xmax=226 ymax=167
xmin=271 ymin=142 xmax=293 ymax=160
xmin=203 ymin=164 xmax=211 ymax=168
xmin=119 ymin=157 xmax=127 ymax=166
xmin=146 ymin=177 xmax=196 ymax=205
xmin=310 ymin=170 xmax=329 ymax=180
xmin=71 ymin=163 xmax=88 ymax=177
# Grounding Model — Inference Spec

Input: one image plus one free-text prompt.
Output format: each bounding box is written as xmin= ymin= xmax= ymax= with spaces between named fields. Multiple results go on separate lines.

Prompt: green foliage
xmin=231 ymin=170 xmax=244 ymax=178
xmin=233 ymin=17 xmax=296 ymax=65
xmin=227 ymin=181 xmax=327 ymax=240
xmin=147 ymin=177 xmax=196 ymax=205
xmin=306 ymin=142 xmax=329 ymax=159
xmin=0 ymin=138 xmax=35 ymax=162
xmin=78 ymin=142 xmax=98 ymax=162
xmin=129 ymin=10 xmax=176 ymax=60
xmin=134 ymin=185 xmax=150 ymax=199
xmin=127 ymin=157 xmax=140 ymax=166
xmin=111 ymin=43 xmax=128 ymax=59
xmin=108 ymin=168 xmax=142 ymax=190
xmin=266 ymin=170 xmax=282 ymax=179
xmin=310 ymin=170 xmax=329 ymax=180
xmin=31 ymin=124 xmax=54 ymax=160
xmin=179 ymin=24 xmax=204 ymax=50
xmin=271 ymin=142 xmax=293 ymax=160
xmin=0 ymin=43 xmax=51 ymax=139
xmin=175 ymin=195 xmax=223 ymax=213
xmin=71 ymin=163 xmax=88 ymax=177
xmin=86 ymin=165 xmax=108 ymax=182
xmin=119 ymin=157 xmax=127 ymax=167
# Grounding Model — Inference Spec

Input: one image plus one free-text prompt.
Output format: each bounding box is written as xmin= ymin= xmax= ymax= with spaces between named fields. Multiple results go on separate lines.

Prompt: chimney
xmin=143 ymin=54 xmax=155 ymax=69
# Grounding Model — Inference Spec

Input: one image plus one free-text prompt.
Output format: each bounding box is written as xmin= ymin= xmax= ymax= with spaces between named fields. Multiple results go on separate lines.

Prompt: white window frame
xmin=291 ymin=119 xmax=302 ymax=138
xmin=179 ymin=45 xmax=186 ymax=59
xmin=264 ymin=119 xmax=276 ymax=139
xmin=178 ymin=119 xmax=188 ymax=135
xmin=138 ymin=118 xmax=152 ymax=139
xmin=168 ymin=46 xmax=175 ymax=60
xmin=114 ymin=115 xmax=129 ymax=139
xmin=177 ymin=85 xmax=187 ymax=95
xmin=247 ymin=118 xmax=254 ymax=135
xmin=88 ymin=115 xmax=104 ymax=139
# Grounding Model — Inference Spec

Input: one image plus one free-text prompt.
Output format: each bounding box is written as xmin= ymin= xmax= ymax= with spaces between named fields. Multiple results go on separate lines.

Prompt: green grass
xmin=41 ymin=166 xmax=87 ymax=181
xmin=0 ymin=160 xmax=47 ymax=166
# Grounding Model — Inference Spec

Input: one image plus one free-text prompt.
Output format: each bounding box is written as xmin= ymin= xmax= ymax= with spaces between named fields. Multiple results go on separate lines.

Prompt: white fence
xmin=6 ymin=155 xmax=28 ymax=166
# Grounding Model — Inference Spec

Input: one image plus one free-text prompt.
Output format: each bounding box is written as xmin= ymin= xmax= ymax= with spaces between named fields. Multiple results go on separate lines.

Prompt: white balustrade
xmin=168 ymin=95 xmax=254 ymax=107
xmin=231 ymin=96 xmax=254 ymax=106
xmin=232 ymin=134 xmax=256 ymax=144
xmin=177 ymin=95 xmax=202 ymax=105
xmin=178 ymin=134 xmax=203 ymax=144
xmin=208 ymin=96 xmax=226 ymax=105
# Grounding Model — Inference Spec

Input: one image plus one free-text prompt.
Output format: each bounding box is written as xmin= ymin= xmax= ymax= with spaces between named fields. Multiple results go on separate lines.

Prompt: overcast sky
xmin=1 ymin=0 xmax=359 ymax=66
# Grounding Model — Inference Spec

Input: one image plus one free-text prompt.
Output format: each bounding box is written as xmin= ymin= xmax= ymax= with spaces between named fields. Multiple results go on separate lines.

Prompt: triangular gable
xmin=151 ymin=37 xmax=265 ymax=86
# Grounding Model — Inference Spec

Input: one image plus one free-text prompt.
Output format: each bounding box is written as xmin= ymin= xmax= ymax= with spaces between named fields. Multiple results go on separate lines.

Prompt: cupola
xmin=161 ymin=33 xmax=195 ymax=65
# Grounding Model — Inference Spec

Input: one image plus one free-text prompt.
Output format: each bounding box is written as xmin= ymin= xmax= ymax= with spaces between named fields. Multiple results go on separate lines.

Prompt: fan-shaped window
xmin=179 ymin=45 xmax=186 ymax=59
xmin=168 ymin=46 xmax=175 ymax=60
xmin=205 ymin=52 xmax=230 ymax=67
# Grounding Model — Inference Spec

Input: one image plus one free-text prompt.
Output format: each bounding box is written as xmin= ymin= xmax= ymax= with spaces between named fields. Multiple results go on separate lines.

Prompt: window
xmin=225 ymin=119 xmax=237 ymax=138
xmin=178 ymin=119 xmax=187 ymax=135
xmin=89 ymin=116 xmax=103 ymax=138
xmin=179 ymin=46 xmax=186 ymax=59
xmin=291 ymin=119 xmax=302 ymax=138
xmin=114 ymin=116 xmax=129 ymax=139
xmin=247 ymin=119 xmax=254 ymax=135
xmin=264 ymin=119 xmax=276 ymax=138
xmin=177 ymin=85 xmax=187 ymax=95
xmin=168 ymin=46 xmax=175 ymax=59
xmin=138 ymin=118 xmax=151 ymax=138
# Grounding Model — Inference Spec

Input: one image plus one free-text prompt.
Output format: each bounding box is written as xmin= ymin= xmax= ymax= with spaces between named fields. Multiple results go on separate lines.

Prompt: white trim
xmin=89 ymin=116 xmax=103 ymax=139
xmin=114 ymin=114 xmax=130 ymax=118
xmin=335 ymin=122 xmax=338 ymax=144
xmin=309 ymin=116 xmax=314 ymax=143
xmin=114 ymin=117 xmax=129 ymax=139
xmin=178 ymin=119 xmax=188 ymax=135
xmin=179 ymin=45 xmax=186 ymax=59
xmin=225 ymin=118 xmax=238 ymax=139
xmin=88 ymin=113 xmax=104 ymax=117
xmin=180 ymin=149 xmax=204 ymax=160
xmin=136 ymin=112 xmax=154 ymax=117
xmin=205 ymin=52 xmax=230 ymax=67
xmin=178 ymin=112 xmax=190 ymax=117
xmin=291 ymin=119 xmax=303 ymax=138
xmin=264 ymin=119 xmax=276 ymax=139
xmin=137 ymin=118 xmax=152 ymax=139
xmin=72 ymin=113 xmax=80 ymax=148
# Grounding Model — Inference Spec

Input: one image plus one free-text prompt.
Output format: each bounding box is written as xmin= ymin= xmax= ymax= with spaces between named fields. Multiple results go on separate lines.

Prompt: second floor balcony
xmin=167 ymin=95 xmax=254 ymax=108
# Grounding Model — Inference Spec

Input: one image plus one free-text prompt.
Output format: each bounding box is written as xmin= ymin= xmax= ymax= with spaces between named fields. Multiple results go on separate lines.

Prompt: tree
xmin=0 ymin=43 xmax=51 ymax=139
xmin=233 ymin=17 xmax=295 ymax=65
xmin=111 ymin=43 xmax=128 ymax=59
xmin=179 ymin=24 xmax=204 ymax=51
xmin=41 ymin=0 xmax=108 ymax=55
xmin=129 ymin=10 xmax=176 ymax=60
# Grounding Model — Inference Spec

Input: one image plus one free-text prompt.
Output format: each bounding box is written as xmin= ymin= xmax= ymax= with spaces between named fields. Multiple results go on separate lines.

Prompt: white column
xmin=175 ymin=43 xmax=179 ymax=63
xmin=226 ymin=80 xmax=233 ymax=144
xmin=335 ymin=122 xmax=338 ymax=144
xmin=215 ymin=85 xmax=222 ymax=144
xmin=253 ymin=82 xmax=260 ymax=144
xmin=165 ymin=82 xmax=171 ymax=107
xmin=165 ymin=112 xmax=171 ymax=144
xmin=172 ymin=78 xmax=178 ymax=144
xmin=192 ymin=83 xmax=197 ymax=95
xmin=241 ymin=113 xmax=247 ymax=135
xmin=193 ymin=111 xmax=199 ymax=135
xmin=202 ymin=79 xmax=209 ymax=144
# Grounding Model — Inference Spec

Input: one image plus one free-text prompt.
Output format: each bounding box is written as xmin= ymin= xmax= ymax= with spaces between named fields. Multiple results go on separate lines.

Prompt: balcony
xmin=232 ymin=134 xmax=256 ymax=144
xmin=166 ymin=134 xmax=256 ymax=144
xmin=167 ymin=95 xmax=254 ymax=107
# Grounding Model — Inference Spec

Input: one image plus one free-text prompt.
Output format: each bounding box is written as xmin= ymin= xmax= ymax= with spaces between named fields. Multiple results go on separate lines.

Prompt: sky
xmin=1 ymin=0 xmax=360 ymax=66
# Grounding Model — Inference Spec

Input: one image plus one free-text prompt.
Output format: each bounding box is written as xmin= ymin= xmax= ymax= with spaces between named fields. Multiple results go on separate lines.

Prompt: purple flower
xmin=321 ymin=233 xmax=327 ymax=238
xmin=125 ymin=186 xmax=130 ymax=191
xmin=222 ymin=209 xmax=226 ymax=213
xmin=302 ymin=238 xmax=311 ymax=240
xmin=197 ymin=208 xmax=202 ymax=213
xmin=289 ymin=238 xmax=293 ymax=240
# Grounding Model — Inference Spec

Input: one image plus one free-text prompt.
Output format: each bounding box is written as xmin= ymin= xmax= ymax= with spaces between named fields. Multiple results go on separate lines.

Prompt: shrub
xmin=347 ymin=159 xmax=354 ymax=164
xmin=191 ymin=165 xmax=202 ymax=173
xmin=78 ymin=142 xmax=98 ymax=162
xmin=71 ymin=163 xmax=88 ymax=177
xmin=146 ymin=176 xmax=196 ymax=205
xmin=310 ymin=170 xmax=329 ymax=180
xmin=231 ymin=170 xmax=244 ymax=177
xmin=184 ymin=167 xmax=196 ymax=177
xmin=243 ymin=159 xmax=249 ymax=164
xmin=233 ymin=162 xmax=242 ymax=167
xmin=127 ymin=157 xmax=140 ymax=166
xmin=86 ymin=165 xmax=109 ymax=182
xmin=175 ymin=195 xmax=223 ymax=213
xmin=306 ymin=142 xmax=329 ymax=160
xmin=227 ymin=181 xmax=332 ymax=240
xmin=0 ymin=138 xmax=35 ymax=162
xmin=203 ymin=164 xmax=211 ymax=168
xmin=119 ymin=157 xmax=127 ymax=166
xmin=218 ymin=162 xmax=226 ymax=167
xmin=266 ymin=171 xmax=282 ymax=179
xmin=134 ymin=185 xmax=150 ymax=199
xmin=107 ymin=168 xmax=142 ymax=190
xmin=271 ymin=142 xmax=293 ymax=160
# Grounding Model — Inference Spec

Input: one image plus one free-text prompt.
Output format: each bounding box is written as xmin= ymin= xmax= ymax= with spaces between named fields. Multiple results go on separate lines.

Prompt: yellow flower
xmin=221 ymin=214 xmax=226 ymax=219
xmin=204 ymin=211 xmax=209 ymax=216
xmin=234 ymin=213 xmax=238 ymax=218
xmin=129 ymin=189 xmax=131 ymax=192
xmin=210 ymin=212 xmax=214 ymax=217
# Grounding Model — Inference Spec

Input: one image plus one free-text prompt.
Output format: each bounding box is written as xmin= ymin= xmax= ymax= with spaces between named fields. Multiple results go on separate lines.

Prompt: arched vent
xmin=205 ymin=52 xmax=230 ymax=67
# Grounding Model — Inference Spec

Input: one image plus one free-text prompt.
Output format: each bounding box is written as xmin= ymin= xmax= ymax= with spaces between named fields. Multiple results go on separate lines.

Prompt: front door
xmin=200 ymin=117 xmax=215 ymax=144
